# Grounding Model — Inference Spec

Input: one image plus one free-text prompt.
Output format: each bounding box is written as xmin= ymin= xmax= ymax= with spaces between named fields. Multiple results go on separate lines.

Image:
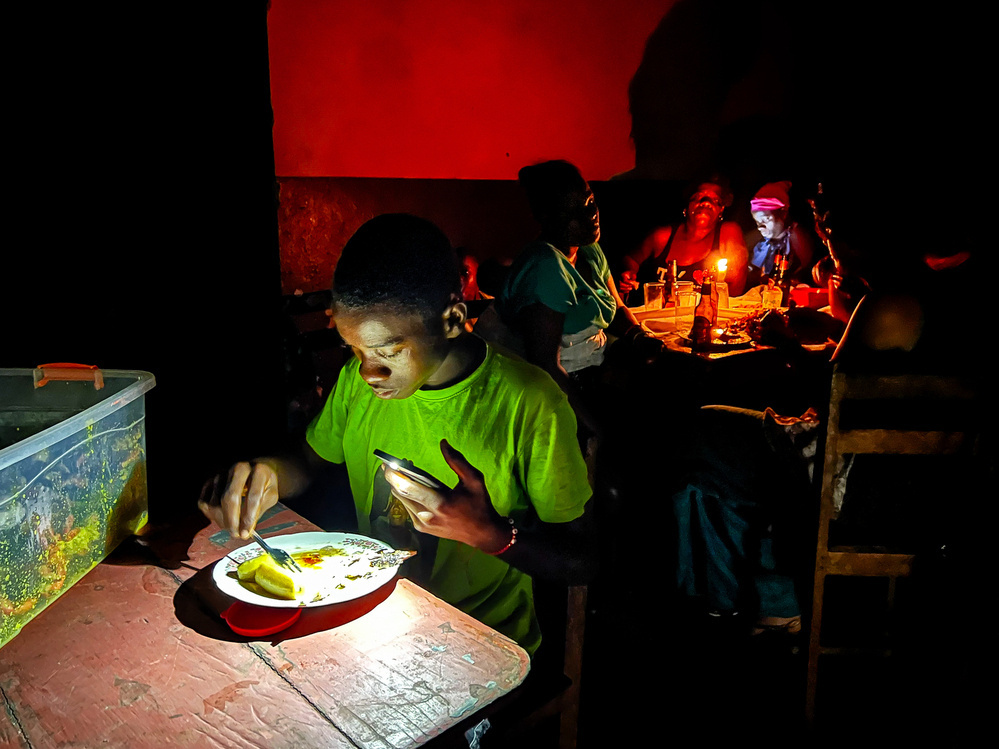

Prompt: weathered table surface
xmin=1 ymin=505 xmax=530 ymax=748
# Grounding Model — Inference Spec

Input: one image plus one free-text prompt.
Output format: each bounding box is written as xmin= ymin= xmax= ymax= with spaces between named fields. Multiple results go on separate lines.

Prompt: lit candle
xmin=716 ymin=258 xmax=728 ymax=282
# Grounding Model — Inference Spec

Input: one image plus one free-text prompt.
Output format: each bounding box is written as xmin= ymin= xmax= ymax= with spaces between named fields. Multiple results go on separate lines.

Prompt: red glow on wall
xmin=267 ymin=1 xmax=671 ymax=180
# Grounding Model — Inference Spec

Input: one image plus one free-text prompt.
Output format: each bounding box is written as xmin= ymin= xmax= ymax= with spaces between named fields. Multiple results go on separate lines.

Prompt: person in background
xmin=475 ymin=257 xmax=511 ymax=299
xmin=454 ymin=246 xmax=491 ymax=330
xmin=804 ymin=183 xmax=871 ymax=325
xmin=456 ymin=246 xmax=486 ymax=303
xmin=746 ymin=180 xmax=814 ymax=287
xmin=198 ymin=214 xmax=596 ymax=657
xmin=619 ymin=175 xmax=748 ymax=297
xmin=482 ymin=159 xmax=662 ymax=438
xmin=670 ymin=403 xmax=818 ymax=637
xmin=822 ymin=238 xmax=989 ymax=581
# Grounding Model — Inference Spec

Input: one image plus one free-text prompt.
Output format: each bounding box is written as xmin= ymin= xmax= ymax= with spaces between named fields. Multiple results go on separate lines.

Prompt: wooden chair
xmin=805 ymin=366 xmax=981 ymax=722
xmin=517 ymin=583 xmax=588 ymax=749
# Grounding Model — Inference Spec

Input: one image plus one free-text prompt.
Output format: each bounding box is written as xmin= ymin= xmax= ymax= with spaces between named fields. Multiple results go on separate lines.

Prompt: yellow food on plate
xmin=253 ymin=556 xmax=304 ymax=600
xmin=236 ymin=554 xmax=268 ymax=581
xmin=240 ymin=580 xmax=269 ymax=597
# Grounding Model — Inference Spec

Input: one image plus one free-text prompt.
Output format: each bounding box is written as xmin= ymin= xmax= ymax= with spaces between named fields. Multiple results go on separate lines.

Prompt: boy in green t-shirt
xmin=199 ymin=213 xmax=595 ymax=654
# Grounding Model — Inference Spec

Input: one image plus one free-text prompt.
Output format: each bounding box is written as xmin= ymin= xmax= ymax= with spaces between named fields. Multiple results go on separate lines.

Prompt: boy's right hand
xmin=198 ymin=461 xmax=280 ymax=540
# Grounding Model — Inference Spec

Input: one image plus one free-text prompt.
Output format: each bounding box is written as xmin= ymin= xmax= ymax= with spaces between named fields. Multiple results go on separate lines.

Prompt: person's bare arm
xmin=605 ymin=274 xmax=641 ymax=335
xmin=720 ymin=222 xmax=749 ymax=295
xmin=619 ymin=226 xmax=672 ymax=294
xmin=516 ymin=302 xmax=570 ymax=389
xmin=513 ymin=302 xmax=601 ymax=437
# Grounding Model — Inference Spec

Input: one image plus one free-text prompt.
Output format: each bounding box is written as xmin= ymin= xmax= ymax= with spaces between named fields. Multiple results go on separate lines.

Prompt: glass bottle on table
xmin=761 ymin=254 xmax=788 ymax=309
xmin=773 ymin=253 xmax=791 ymax=306
xmin=691 ymin=274 xmax=718 ymax=350
xmin=663 ymin=260 xmax=677 ymax=304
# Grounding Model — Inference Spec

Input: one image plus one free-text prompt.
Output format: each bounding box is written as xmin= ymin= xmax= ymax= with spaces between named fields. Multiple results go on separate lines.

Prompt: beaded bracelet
xmin=486 ymin=517 xmax=518 ymax=556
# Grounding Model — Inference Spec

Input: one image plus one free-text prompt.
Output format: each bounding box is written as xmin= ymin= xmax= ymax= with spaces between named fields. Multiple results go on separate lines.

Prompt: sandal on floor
xmin=751 ymin=615 xmax=802 ymax=636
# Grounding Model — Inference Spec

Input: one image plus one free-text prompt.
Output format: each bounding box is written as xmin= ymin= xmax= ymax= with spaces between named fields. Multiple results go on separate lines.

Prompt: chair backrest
xmin=817 ymin=366 xmax=981 ymax=542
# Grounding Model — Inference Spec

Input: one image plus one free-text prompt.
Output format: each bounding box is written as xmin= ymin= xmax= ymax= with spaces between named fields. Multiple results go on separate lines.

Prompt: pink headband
xmin=751 ymin=180 xmax=792 ymax=212
xmin=750 ymin=197 xmax=786 ymax=212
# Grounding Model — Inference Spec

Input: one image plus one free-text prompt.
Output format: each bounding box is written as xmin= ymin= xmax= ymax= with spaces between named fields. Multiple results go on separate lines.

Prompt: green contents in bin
xmin=0 ymin=369 xmax=155 ymax=648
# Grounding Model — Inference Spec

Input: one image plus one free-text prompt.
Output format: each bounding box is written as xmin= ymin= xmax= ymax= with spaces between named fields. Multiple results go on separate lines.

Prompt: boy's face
xmin=335 ymin=304 xmax=456 ymax=400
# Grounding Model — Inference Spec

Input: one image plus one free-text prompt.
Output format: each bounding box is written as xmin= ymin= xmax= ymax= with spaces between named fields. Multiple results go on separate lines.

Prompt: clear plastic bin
xmin=1 ymin=367 xmax=155 ymax=648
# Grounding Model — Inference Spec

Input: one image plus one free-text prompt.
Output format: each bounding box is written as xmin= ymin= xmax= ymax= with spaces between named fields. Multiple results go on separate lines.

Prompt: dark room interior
xmin=3 ymin=1 xmax=990 ymax=746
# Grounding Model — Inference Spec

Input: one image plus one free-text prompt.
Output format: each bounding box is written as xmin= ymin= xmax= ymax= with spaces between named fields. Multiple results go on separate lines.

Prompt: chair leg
xmin=885 ymin=575 xmax=898 ymax=656
xmin=806 ymin=568 xmax=826 ymax=723
xmin=559 ymin=694 xmax=579 ymax=749
xmin=558 ymin=585 xmax=587 ymax=749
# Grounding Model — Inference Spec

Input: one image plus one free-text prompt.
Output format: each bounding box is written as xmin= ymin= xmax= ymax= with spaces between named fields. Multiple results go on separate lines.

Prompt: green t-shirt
xmin=305 ymin=342 xmax=592 ymax=654
xmin=498 ymin=241 xmax=617 ymax=336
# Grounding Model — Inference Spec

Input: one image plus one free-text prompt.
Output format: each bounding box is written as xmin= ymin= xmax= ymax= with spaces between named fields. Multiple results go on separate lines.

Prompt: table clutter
xmin=630 ymin=280 xmax=840 ymax=358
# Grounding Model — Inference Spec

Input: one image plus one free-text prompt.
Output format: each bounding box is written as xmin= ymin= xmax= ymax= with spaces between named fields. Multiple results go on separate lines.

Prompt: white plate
xmin=213 ymin=531 xmax=404 ymax=608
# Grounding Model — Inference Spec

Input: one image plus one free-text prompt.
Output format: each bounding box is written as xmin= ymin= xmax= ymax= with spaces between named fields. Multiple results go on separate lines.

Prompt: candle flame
xmin=717 ymin=258 xmax=728 ymax=272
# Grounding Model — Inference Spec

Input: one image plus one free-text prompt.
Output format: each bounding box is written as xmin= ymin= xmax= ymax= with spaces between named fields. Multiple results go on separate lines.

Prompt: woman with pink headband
xmin=746 ymin=181 xmax=814 ymax=287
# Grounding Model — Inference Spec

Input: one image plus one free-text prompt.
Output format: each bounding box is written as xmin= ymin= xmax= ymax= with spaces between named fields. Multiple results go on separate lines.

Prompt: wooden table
xmin=634 ymin=303 xmax=778 ymax=357
xmin=627 ymin=302 xmax=835 ymax=415
xmin=0 ymin=504 xmax=530 ymax=748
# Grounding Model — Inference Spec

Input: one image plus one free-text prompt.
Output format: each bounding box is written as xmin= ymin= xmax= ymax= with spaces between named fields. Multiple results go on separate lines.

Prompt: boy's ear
xmin=442 ymin=295 xmax=468 ymax=338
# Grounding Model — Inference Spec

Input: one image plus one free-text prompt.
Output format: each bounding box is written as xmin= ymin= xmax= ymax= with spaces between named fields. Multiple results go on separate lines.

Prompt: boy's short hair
xmin=331 ymin=214 xmax=461 ymax=324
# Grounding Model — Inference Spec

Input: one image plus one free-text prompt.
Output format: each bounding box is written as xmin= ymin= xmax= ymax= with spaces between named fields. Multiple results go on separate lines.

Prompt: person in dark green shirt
xmin=484 ymin=160 xmax=664 ymax=437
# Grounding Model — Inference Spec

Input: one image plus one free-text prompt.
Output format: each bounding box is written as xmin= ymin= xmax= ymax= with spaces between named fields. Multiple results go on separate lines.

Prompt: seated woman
xmin=480 ymin=159 xmax=660 ymax=436
xmin=619 ymin=175 xmax=749 ymax=298
xmin=746 ymin=181 xmax=815 ymax=288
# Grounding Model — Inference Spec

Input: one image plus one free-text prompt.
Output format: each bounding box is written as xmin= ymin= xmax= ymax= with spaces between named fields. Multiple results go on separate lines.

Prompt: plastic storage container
xmin=1 ymin=367 xmax=155 ymax=648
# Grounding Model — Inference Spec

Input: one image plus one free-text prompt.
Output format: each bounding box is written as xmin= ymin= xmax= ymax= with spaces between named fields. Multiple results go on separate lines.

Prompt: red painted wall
xmin=267 ymin=0 xmax=671 ymax=180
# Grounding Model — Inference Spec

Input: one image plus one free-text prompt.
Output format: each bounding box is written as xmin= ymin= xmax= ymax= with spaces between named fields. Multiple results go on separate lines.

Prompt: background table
xmin=626 ymin=303 xmax=835 ymax=414
xmin=1 ymin=505 xmax=529 ymax=748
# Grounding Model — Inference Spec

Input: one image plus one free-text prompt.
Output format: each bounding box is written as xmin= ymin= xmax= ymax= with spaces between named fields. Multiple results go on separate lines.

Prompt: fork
xmin=251 ymin=530 xmax=303 ymax=573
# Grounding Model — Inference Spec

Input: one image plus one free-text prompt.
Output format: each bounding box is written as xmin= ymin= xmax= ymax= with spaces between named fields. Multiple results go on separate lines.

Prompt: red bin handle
xmin=33 ymin=363 xmax=104 ymax=390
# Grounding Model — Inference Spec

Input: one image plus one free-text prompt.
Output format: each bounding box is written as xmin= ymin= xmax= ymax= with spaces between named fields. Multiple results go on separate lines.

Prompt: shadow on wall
xmin=618 ymin=1 xmax=885 ymax=214
xmin=615 ymin=0 xmax=983 ymax=232
xmin=275 ymin=2 xmax=986 ymax=293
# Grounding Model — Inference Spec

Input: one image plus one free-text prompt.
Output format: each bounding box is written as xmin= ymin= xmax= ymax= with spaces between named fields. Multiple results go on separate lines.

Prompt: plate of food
xmin=213 ymin=532 xmax=415 ymax=608
xmin=715 ymin=329 xmax=754 ymax=347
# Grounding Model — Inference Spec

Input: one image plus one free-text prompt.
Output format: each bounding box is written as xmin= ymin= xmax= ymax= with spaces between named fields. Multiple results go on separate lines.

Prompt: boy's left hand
xmin=383 ymin=439 xmax=511 ymax=553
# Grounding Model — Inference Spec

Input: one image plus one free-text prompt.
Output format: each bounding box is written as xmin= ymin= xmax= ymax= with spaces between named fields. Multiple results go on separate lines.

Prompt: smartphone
xmin=373 ymin=449 xmax=446 ymax=490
